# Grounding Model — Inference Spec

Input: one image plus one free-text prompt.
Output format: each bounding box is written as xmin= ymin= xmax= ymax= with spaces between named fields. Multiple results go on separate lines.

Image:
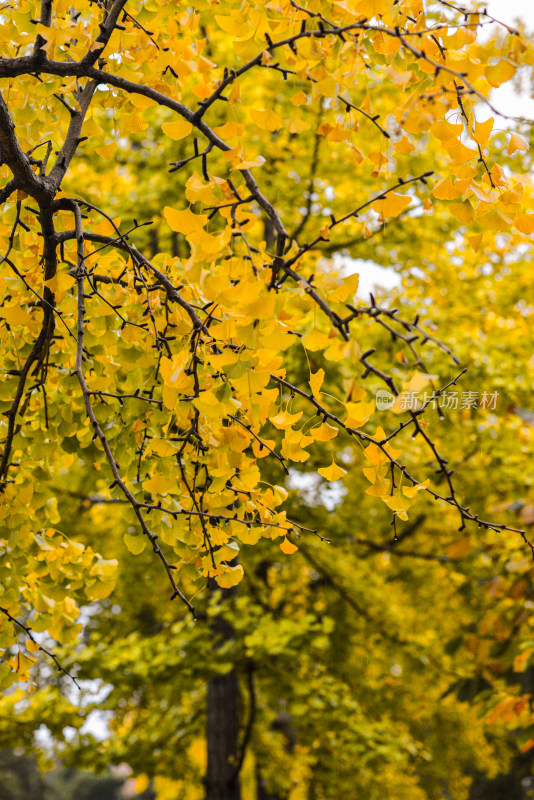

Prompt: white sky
xmin=484 ymin=0 xmax=533 ymax=28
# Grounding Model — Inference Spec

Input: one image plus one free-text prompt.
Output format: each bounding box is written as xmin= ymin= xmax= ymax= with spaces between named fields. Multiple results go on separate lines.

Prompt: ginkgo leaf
xmin=280 ymin=537 xmax=298 ymax=554
xmin=474 ymin=118 xmax=493 ymax=148
xmin=318 ymin=459 xmax=347 ymax=482
xmin=1 ymin=305 xmax=34 ymax=327
xmin=163 ymin=206 xmax=208 ymax=234
xmin=329 ymin=273 xmax=360 ymax=303
xmin=449 ymin=201 xmax=474 ymax=224
xmin=310 ymin=422 xmax=338 ymax=442
xmin=364 ymin=466 xmax=390 ymax=497
xmin=270 ymin=409 xmax=303 ymax=429
xmin=281 ymin=428 xmax=312 ymax=462
xmin=447 ymin=140 xmax=478 ymax=164
xmin=485 ymin=60 xmax=516 ymax=88
xmin=508 ymin=133 xmax=529 ymax=156
xmin=252 ymin=438 xmax=277 ymax=458
xmin=194 ymin=390 xmax=224 ymax=418
xmin=364 ymin=435 xmax=389 ymax=466
xmin=373 ymin=193 xmax=412 ymax=218
xmin=345 ymin=400 xmax=374 ymax=429
xmin=162 ymin=118 xmax=193 ymax=140
xmin=250 ymin=108 xmax=284 ymax=131
xmin=402 ymin=372 xmax=436 ymax=393
xmin=309 ymin=369 xmax=325 ymax=398
xmin=44 ymin=272 xmax=74 ymax=304
xmin=213 ymin=121 xmax=246 ymax=139
xmin=402 ymin=479 xmax=430 ymax=498
xmin=223 ymin=146 xmax=266 ymax=170
xmin=432 ymin=176 xmax=462 ymax=201
xmin=9 ymin=651 xmax=36 ymax=676
xmin=317 ymin=122 xmax=350 ymax=142
xmin=144 ymin=474 xmax=176 ymax=494
xmin=216 ymin=564 xmax=244 ymax=588
xmin=291 ymin=91 xmax=308 ymax=105
xmin=86 ymin=580 xmax=115 ymax=601
xmin=124 ymin=533 xmax=146 ymax=555
xmin=468 ymin=233 xmax=484 ymax=251
xmin=148 ymin=439 xmax=179 ymax=458
xmin=302 ymin=330 xmax=330 ymax=351
xmin=477 ymin=208 xmax=513 ymax=231
xmin=514 ymin=214 xmax=534 ymax=235
xmin=383 ymin=493 xmax=411 ymax=520
xmin=430 ymin=119 xmax=463 ymax=142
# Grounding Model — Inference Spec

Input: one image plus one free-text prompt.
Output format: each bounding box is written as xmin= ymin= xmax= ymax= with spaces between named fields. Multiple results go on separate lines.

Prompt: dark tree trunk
xmin=205 ymin=585 xmax=241 ymax=800
xmin=206 ymin=667 xmax=241 ymax=800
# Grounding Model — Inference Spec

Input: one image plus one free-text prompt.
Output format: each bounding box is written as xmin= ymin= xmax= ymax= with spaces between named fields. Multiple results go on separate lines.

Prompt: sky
xmin=485 ymin=0 xmax=533 ymax=27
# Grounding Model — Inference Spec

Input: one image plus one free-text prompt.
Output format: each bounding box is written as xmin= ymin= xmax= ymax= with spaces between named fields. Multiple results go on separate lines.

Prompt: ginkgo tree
xmin=1 ymin=0 xmax=534 ymax=797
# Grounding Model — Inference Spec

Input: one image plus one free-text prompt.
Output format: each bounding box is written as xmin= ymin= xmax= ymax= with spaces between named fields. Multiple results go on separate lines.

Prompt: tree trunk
xmin=206 ymin=667 xmax=241 ymax=800
xmin=205 ymin=587 xmax=241 ymax=800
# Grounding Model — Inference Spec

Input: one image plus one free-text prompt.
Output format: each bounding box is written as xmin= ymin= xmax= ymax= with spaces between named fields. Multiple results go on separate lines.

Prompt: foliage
xmin=1 ymin=0 xmax=534 ymax=797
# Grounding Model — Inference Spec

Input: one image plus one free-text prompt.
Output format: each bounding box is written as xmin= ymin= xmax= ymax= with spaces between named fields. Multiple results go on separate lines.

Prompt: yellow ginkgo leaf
xmin=449 ymin=201 xmax=474 ymax=224
xmin=432 ymin=176 xmax=462 ymax=201
xmin=162 ymin=118 xmax=193 ymax=140
xmin=309 ymin=368 xmax=325 ymax=398
xmin=383 ymin=496 xmax=410 ymax=521
xmin=514 ymin=214 xmax=534 ymax=235
xmin=252 ymin=438 xmax=277 ymax=459
xmin=213 ymin=121 xmax=246 ymax=139
xmin=318 ymin=459 xmax=347 ymax=482
xmin=402 ymin=479 xmax=430 ymax=499
xmin=345 ymin=400 xmax=374 ymax=429
xmin=402 ymin=372 xmax=436 ymax=393
xmin=1 ymin=305 xmax=34 ymax=327
xmin=216 ymin=563 xmax=244 ymax=588
xmin=474 ymin=117 xmax=493 ymax=148
xmin=163 ymin=206 xmax=208 ymax=234
xmin=124 ymin=533 xmax=147 ymax=555
xmin=430 ymin=119 xmax=463 ymax=142
xmin=291 ymin=91 xmax=308 ymax=105
xmin=194 ymin=390 xmax=225 ymax=418
xmin=223 ymin=146 xmax=266 ymax=170
xmin=280 ymin=537 xmax=298 ymax=554
xmin=310 ymin=422 xmax=338 ymax=442
xmin=281 ymin=428 xmax=312 ymax=462
xmin=148 ymin=439 xmax=179 ymax=458
xmin=143 ymin=473 xmax=176 ymax=494
xmin=364 ymin=466 xmax=390 ymax=497
xmin=44 ymin=271 xmax=74 ymax=304
xmin=270 ymin=409 xmax=303 ymax=430
xmin=9 ymin=651 xmax=37 ymax=676
xmin=373 ymin=193 xmax=412 ymax=219
xmin=302 ymin=329 xmax=330 ymax=351
xmin=468 ymin=233 xmax=484 ymax=251
xmin=508 ymin=133 xmax=529 ymax=156
xmin=250 ymin=108 xmax=284 ymax=131
xmin=485 ymin=60 xmax=516 ymax=88
xmin=447 ymin=140 xmax=477 ymax=164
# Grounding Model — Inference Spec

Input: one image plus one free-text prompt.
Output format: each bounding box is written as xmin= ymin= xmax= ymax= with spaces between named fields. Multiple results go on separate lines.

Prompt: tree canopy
xmin=1 ymin=0 xmax=534 ymax=798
